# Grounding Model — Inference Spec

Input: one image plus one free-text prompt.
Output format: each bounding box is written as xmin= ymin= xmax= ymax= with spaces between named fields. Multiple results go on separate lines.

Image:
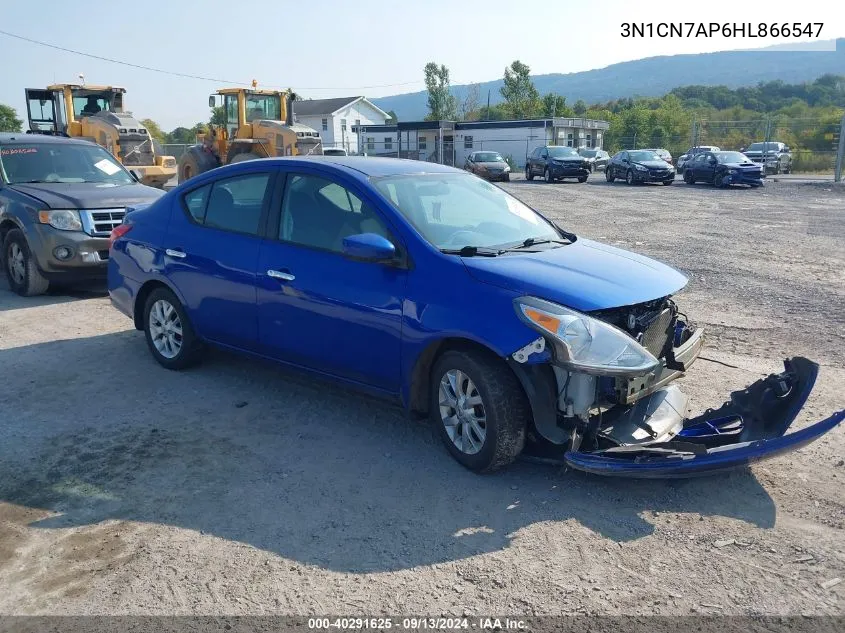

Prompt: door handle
xmin=267 ymin=269 xmax=295 ymax=282
xmin=165 ymin=248 xmax=186 ymax=259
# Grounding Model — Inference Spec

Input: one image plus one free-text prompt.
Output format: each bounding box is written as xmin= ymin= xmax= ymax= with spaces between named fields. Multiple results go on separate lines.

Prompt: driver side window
xmin=540 ymin=148 xmax=548 ymax=159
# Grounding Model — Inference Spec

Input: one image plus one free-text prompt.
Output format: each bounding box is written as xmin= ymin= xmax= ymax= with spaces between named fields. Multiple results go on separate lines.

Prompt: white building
xmin=293 ymin=96 xmax=391 ymax=153
xmin=357 ymin=118 xmax=610 ymax=168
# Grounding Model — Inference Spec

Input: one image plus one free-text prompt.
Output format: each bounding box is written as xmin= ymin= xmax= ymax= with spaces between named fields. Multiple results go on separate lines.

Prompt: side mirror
xmin=208 ymin=95 xmax=217 ymax=108
xmin=342 ymin=233 xmax=396 ymax=262
xmin=129 ymin=169 xmax=141 ymax=182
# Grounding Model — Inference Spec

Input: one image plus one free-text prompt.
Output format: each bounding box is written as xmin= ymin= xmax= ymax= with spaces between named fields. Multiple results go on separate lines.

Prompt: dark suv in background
xmin=525 ymin=146 xmax=589 ymax=183
xmin=0 ymin=134 xmax=163 ymax=296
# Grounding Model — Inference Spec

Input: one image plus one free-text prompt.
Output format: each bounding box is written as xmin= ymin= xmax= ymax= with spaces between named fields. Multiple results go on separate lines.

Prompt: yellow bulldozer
xmin=178 ymin=85 xmax=323 ymax=183
xmin=24 ymin=84 xmax=176 ymax=188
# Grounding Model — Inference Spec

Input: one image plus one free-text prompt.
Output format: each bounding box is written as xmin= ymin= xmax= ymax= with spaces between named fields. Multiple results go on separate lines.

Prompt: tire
xmin=771 ymin=162 xmax=780 ymax=175
xmin=783 ymin=162 xmax=791 ymax=175
xmin=683 ymin=170 xmax=695 ymax=184
xmin=525 ymin=166 xmax=534 ymax=181
xmin=663 ymin=180 xmax=673 ymax=186
xmin=626 ymin=169 xmax=635 ymax=185
xmin=503 ymin=173 xmax=510 ymax=182
xmin=545 ymin=167 xmax=553 ymax=183
xmin=713 ymin=172 xmax=723 ymax=188
xmin=430 ymin=350 xmax=528 ymax=472
xmin=143 ymin=287 xmax=204 ymax=370
xmin=3 ymin=229 xmax=49 ymax=297
xmin=577 ymin=175 xmax=588 ymax=183
xmin=605 ymin=167 xmax=615 ymax=183
xmin=178 ymin=151 xmax=200 ymax=184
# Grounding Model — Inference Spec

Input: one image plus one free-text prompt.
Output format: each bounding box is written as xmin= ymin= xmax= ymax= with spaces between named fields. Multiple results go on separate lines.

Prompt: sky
xmin=0 ymin=0 xmax=841 ymax=130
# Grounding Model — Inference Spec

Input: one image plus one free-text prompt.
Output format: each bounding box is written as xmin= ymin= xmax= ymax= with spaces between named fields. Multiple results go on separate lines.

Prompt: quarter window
xmin=183 ymin=184 xmax=211 ymax=223
xmin=199 ymin=172 xmax=271 ymax=235
xmin=280 ymin=174 xmax=390 ymax=253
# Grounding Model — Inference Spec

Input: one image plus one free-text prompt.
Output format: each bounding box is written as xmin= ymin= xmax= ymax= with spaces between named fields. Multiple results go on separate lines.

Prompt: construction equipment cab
xmin=178 ymin=86 xmax=323 ymax=183
xmin=24 ymin=84 xmax=176 ymax=189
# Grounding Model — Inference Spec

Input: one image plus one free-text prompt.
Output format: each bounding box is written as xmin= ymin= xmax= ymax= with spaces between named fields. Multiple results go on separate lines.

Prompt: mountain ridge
xmin=372 ymin=39 xmax=844 ymax=120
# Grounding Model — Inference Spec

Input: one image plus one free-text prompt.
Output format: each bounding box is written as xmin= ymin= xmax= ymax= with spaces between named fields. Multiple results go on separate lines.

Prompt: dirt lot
xmin=0 ymin=178 xmax=843 ymax=616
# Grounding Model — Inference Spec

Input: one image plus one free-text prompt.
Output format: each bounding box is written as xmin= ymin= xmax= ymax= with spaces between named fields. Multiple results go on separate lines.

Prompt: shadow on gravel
xmin=0 ymin=279 xmax=107 ymax=313
xmin=0 ymin=332 xmax=777 ymax=573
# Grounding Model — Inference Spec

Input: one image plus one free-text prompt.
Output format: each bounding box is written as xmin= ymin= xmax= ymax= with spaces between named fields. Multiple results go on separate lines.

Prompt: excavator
xmin=178 ymin=84 xmax=323 ymax=183
xmin=24 ymin=84 xmax=176 ymax=188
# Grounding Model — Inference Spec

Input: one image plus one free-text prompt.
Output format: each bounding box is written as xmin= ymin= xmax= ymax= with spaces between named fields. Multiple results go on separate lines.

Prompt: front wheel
xmin=545 ymin=167 xmax=553 ymax=183
xmin=431 ymin=350 xmax=528 ymax=472
xmin=662 ymin=180 xmax=673 ymax=186
xmin=578 ymin=175 xmax=588 ymax=183
xmin=605 ymin=168 xmax=615 ymax=183
xmin=684 ymin=170 xmax=695 ymax=184
xmin=3 ymin=229 xmax=49 ymax=297
xmin=626 ymin=169 xmax=635 ymax=185
xmin=525 ymin=167 xmax=534 ymax=181
xmin=143 ymin=287 xmax=204 ymax=370
xmin=503 ymin=173 xmax=510 ymax=182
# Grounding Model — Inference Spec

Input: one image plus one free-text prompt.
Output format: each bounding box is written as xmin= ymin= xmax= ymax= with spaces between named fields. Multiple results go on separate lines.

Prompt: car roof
xmin=240 ymin=156 xmax=464 ymax=178
xmin=0 ymin=133 xmax=96 ymax=147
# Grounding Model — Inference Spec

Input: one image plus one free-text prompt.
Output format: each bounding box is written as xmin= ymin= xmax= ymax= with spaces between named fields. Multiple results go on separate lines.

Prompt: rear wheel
xmin=3 ymin=229 xmax=49 ymax=297
xmin=684 ymin=170 xmax=695 ymax=184
xmin=525 ymin=166 xmax=534 ymax=181
xmin=430 ymin=350 xmax=528 ymax=472
xmin=577 ymin=175 xmax=588 ymax=183
xmin=143 ymin=287 xmax=204 ymax=370
xmin=662 ymin=180 xmax=673 ymax=185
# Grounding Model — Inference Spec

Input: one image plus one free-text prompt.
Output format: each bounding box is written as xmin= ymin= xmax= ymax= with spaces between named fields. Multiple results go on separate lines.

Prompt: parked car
xmin=676 ymin=146 xmax=720 ymax=174
xmin=741 ymin=142 xmax=792 ymax=174
xmin=683 ymin=150 xmax=764 ymax=188
xmin=108 ymin=156 xmax=843 ymax=477
xmin=322 ymin=147 xmax=348 ymax=157
xmin=640 ymin=148 xmax=672 ymax=164
xmin=577 ymin=148 xmax=611 ymax=172
xmin=605 ymin=150 xmax=676 ymax=185
xmin=0 ymin=133 xmax=164 ymax=296
xmin=464 ymin=150 xmax=511 ymax=182
xmin=525 ymin=146 xmax=589 ymax=183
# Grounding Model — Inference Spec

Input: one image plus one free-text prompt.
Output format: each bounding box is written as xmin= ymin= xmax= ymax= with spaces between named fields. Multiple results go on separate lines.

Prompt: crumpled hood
xmin=463 ymin=237 xmax=688 ymax=311
xmin=10 ymin=182 xmax=164 ymax=209
xmin=633 ymin=160 xmax=672 ymax=169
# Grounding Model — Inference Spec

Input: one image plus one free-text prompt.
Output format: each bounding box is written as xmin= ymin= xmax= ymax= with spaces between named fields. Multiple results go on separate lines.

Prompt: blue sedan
xmin=108 ymin=157 xmax=843 ymax=476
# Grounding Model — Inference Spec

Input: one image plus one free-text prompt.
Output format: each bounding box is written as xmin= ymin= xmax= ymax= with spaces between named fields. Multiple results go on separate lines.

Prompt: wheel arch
xmin=132 ymin=278 xmax=188 ymax=331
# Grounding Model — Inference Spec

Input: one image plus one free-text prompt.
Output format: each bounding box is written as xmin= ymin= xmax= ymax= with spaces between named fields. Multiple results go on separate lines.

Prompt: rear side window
xmin=182 ymin=173 xmax=271 ymax=236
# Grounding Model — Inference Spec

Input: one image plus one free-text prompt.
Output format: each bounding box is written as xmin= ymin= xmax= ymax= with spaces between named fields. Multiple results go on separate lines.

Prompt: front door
xmin=256 ymin=170 xmax=407 ymax=392
xmin=164 ymin=169 xmax=275 ymax=351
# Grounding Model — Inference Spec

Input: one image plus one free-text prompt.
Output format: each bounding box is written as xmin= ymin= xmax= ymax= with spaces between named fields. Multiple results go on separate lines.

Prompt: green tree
xmin=168 ymin=127 xmax=197 ymax=144
xmin=541 ymin=93 xmax=573 ymax=118
xmin=210 ymin=106 xmax=227 ymax=127
xmin=424 ymin=62 xmax=457 ymax=121
xmin=500 ymin=61 xmax=539 ymax=119
xmin=572 ymin=99 xmax=587 ymax=115
xmin=0 ymin=104 xmax=23 ymax=132
xmin=141 ymin=118 xmax=166 ymax=143
xmin=386 ymin=110 xmax=398 ymax=124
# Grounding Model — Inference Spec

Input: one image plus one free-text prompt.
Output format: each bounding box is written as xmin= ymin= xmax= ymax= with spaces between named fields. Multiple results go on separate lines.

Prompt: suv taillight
xmin=109 ymin=223 xmax=133 ymax=249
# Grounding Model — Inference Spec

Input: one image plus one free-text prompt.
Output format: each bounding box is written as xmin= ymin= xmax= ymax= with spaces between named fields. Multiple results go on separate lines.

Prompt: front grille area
xmin=80 ymin=209 xmax=126 ymax=237
xmin=592 ymin=299 xmax=676 ymax=360
xmin=640 ymin=308 xmax=675 ymax=358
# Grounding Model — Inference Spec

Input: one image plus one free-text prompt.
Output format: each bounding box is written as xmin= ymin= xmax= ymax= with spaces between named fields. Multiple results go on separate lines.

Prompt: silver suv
xmin=741 ymin=142 xmax=792 ymax=174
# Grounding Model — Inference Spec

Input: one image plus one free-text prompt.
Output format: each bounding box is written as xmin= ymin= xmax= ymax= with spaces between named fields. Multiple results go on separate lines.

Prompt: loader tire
xmin=178 ymin=152 xmax=201 ymax=184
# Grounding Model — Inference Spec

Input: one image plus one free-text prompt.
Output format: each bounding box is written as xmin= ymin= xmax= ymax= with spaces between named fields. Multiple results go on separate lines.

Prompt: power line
xmin=0 ymin=29 xmax=424 ymax=91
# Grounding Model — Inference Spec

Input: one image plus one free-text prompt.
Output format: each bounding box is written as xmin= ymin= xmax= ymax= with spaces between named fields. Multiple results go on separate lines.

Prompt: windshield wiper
xmin=439 ymin=245 xmax=502 ymax=257
xmin=507 ymin=237 xmax=571 ymax=251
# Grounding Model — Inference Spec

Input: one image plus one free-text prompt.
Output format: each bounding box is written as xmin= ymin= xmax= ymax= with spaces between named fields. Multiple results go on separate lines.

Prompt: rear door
xmin=164 ymin=168 xmax=275 ymax=351
xmin=255 ymin=168 xmax=408 ymax=392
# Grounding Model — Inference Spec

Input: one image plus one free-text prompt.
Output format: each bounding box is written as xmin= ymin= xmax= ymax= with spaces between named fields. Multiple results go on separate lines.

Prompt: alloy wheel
xmin=438 ymin=369 xmax=487 ymax=455
xmin=8 ymin=243 xmax=25 ymax=285
xmin=149 ymin=299 xmax=184 ymax=359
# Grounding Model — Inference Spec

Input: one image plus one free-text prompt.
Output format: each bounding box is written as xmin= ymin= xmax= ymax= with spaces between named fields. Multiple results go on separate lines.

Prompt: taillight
xmin=109 ymin=223 xmax=133 ymax=249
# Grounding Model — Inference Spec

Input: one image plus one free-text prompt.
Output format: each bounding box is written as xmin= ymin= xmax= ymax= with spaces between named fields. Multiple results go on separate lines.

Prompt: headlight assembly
xmin=38 ymin=209 xmax=82 ymax=231
xmin=515 ymin=297 xmax=660 ymax=376
xmin=634 ymin=164 xmax=647 ymax=171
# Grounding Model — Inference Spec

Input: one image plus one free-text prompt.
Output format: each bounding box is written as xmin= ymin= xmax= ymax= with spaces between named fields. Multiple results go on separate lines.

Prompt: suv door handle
xmin=267 ymin=269 xmax=295 ymax=281
xmin=165 ymin=248 xmax=186 ymax=259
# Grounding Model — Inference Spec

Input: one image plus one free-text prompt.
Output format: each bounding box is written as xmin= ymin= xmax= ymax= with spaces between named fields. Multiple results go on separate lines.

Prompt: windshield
xmin=715 ymin=151 xmax=749 ymax=163
xmin=245 ymin=93 xmax=282 ymax=122
xmin=548 ymin=147 xmax=578 ymax=158
xmin=578 ymin=149 xmax=598 ymax=157
xmin=373 ymin=173 xmax=559 ymax=250
xmin=747 ymin=143 xmax=779 ymax=152
xmin=0 ymin=143 xmax=134 ymax=185
xmin=628 ymin=150 xmax=661 ymax=162
xmin=473 ymin=152 xmax=504 ymax=162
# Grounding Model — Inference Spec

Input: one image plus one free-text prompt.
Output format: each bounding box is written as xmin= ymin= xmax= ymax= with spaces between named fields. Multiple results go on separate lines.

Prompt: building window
xmin=464 ymin=135 xmax=473 ymax=149
xmin=367 ymin=137 xmax=375 ymax=151
xmin=321 ymin=118 xmax=328 ymax=131
xmin=341 ymin=119 xmax=347 ymax=131
xmin=586 ymin=134 xmax=592 ymax=148
xmin=567 ymin=132 xmax=574 ymax=147
xmin=419 ymin=137 xmax=427 ymax=150
xmin=384 ymin=136 xmax=393 ymax=150
xmin=355 ymin=119 xmax=361 ymax=127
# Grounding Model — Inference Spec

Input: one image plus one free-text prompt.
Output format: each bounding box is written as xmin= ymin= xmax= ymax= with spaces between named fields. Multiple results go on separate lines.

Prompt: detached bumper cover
xmin=564 ymin=357 xmax=844 ymax=478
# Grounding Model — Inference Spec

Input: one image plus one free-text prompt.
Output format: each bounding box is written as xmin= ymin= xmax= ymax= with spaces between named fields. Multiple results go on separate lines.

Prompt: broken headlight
xmin=515 ymin=297 xmax=660 ymax=377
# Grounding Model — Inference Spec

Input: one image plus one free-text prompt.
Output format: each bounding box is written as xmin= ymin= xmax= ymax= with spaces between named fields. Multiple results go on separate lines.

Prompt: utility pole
xmin=486 ymin=90 xmax=491 ymax=121
xmin=835 ymin=114 xmax=844 ymax=183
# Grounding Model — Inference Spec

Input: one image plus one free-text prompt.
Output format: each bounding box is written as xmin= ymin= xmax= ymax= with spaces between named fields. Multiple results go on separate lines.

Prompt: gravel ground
xmin=0 ymin=178 xmax=843 ymax=616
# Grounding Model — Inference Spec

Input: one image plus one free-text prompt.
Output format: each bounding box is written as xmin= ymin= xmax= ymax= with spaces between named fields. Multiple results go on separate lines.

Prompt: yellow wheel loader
xmin=178 ymin=86 xmax=323 ymax=183
xmin=24 ymin=84 xmax=176 ymax=189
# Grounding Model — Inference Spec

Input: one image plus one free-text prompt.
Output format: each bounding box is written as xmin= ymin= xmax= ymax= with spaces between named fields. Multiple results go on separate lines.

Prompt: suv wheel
xmin=143 ymin=287 xmax=204 ymax=369
xmin=3 ymin=229 xmax=49 ymax=297
xmin=525 ymin=166 xmax=534 ymax=181
xmin=545 ymin=167 xmax=553 ymax=183
xmin=430 ymin=350 xmax=528 ymax=472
